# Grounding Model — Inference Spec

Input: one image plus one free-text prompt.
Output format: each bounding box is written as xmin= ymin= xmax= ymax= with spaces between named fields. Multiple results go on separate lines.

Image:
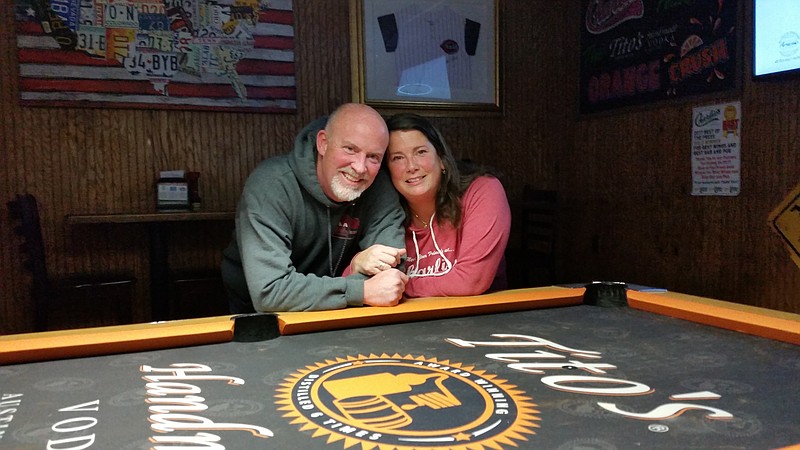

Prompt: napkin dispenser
xmin=156 ymin=170 xmax=189 ymax=211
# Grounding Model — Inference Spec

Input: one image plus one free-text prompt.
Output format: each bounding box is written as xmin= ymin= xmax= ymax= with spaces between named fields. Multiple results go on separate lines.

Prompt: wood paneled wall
xmin=561 ymin=3 xmax=800 ymax=314
xmin=0 ymin=0 xmax=358 ymax=333
xmin=1 ymin=1 xmax=797 ymax=335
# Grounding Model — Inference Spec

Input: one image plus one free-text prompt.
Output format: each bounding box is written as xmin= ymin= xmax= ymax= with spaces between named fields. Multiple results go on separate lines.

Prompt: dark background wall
xmin=1 ymin=1 xmax=797 ymax=334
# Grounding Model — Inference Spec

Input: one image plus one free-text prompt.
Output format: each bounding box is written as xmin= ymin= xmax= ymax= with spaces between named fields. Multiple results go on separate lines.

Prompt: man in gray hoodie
xmin=222 ymin=103 xmax=408 ymax=313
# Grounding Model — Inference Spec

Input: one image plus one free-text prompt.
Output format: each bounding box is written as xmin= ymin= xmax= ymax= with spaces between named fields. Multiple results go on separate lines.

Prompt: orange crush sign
xmin=770 ymin=183 xmax=800 ymax=269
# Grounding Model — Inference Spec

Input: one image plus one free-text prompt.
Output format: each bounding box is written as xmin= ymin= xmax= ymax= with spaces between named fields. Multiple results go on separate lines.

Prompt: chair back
xmin=521 ymin=188 xmax=558 ymax=286
xmin=7 ymin=194 xmax=51 ymax=329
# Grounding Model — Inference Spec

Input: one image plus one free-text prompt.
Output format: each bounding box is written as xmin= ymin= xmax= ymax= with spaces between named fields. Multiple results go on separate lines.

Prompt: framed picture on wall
xmin=350 ymin=0 xmax=500 ymax=114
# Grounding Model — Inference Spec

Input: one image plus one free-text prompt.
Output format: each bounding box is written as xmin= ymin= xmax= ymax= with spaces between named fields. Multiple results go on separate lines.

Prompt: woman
xmin=347 ymin=113 xmax=511 ymax=298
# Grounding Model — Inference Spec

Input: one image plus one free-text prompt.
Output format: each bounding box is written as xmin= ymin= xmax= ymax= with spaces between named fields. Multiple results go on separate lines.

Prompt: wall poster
xmin=14 ymin=0 xmax=296 ymax=112
xmin=580 ymin=0 xmax=739 ymax=114
xmin=691 ymin=101 xmax=741 ymax=196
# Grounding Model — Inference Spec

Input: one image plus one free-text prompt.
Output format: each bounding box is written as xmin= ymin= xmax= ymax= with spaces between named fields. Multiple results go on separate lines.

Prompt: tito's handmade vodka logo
xmin=277 ymin=354 xmax=539 ymax=449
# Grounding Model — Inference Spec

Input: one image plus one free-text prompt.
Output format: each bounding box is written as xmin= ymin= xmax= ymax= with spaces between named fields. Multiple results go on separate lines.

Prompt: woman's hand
xmin=351 ymin=245 xmax=407 ymax=276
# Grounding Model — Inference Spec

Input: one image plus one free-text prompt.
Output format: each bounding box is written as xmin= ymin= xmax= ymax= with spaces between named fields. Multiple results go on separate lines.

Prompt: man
xmin=222 ymin=103 xmax=408 ymax=313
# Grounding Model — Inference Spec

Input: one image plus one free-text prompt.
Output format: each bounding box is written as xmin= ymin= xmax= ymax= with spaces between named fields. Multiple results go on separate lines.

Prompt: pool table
xmin=1 ymin=285 xmax=798 ymax=450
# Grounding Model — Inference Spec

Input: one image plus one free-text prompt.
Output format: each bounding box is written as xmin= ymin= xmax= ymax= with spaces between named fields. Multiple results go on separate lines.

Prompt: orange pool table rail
xmin=1 ymin=286 xmax=797 ymax=366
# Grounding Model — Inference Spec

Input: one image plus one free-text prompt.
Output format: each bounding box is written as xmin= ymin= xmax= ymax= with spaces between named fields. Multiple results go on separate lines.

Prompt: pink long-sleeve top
xmin=403 ymin=176 xmax=511 ymax=298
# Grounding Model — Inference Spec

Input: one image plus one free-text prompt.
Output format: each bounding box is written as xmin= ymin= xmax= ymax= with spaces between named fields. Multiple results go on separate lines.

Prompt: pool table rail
xmin=3 ymin=286 xmax=798 ymax=366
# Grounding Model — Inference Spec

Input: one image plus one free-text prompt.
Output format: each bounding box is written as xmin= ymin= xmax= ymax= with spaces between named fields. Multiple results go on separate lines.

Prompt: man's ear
xmin=316 ymin=130 xmax=328 ymax=157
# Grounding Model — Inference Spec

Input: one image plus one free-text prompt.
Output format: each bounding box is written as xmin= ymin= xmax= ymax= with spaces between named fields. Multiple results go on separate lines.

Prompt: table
xmin=66 ymin=211 xmax=235 ymax=321
xmin=1 ymin=286 xmax=799 ymax=449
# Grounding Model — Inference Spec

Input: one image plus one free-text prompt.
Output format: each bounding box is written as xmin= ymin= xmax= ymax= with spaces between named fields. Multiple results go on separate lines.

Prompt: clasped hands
xmin=355 ymin=245 xmax=409 ymax=307
xmin=351 ymin=244 xmax=406 ymax=275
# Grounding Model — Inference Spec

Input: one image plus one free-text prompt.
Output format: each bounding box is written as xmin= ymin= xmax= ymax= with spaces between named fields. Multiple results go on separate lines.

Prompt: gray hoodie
xmin=221 ymin=117 xmax=405 ymax=313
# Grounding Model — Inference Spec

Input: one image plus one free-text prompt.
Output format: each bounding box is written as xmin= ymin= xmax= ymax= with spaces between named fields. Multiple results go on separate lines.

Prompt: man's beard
xmin=330 ymin=172 xmax=367 ymax=202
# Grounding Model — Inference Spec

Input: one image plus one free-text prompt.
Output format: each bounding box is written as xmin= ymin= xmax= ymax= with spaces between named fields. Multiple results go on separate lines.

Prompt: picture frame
xmin=350 ymin=0 xmax=500 ymax=114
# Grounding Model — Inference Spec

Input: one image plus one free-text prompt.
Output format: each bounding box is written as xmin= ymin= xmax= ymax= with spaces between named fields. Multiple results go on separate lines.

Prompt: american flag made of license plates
xmin=14 ymin=0 xmax=296 ymax=112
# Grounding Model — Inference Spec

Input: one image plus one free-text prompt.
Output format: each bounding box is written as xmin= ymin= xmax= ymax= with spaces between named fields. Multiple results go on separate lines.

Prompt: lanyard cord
xmin=327 ymin=208 xmax=348 ymax=277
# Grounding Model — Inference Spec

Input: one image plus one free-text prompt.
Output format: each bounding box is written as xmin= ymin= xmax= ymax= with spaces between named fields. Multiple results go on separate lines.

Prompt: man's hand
xmin=351 ymin=245 xmax=407 ymax=276
xmin=363 ymin=269 xmax=409 ymax=306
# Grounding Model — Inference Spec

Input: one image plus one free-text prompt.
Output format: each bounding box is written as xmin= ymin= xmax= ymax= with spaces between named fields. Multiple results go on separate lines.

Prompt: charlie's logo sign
xmin=276 ymin=354 xmax=539 ymax=449
xmin=585 ymin=0 xmax=644 ymax=34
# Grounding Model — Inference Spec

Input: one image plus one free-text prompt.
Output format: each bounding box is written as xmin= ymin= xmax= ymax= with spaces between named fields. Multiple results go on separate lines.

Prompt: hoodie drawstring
xmin=409 ymin=212 xmax=453 ymax=278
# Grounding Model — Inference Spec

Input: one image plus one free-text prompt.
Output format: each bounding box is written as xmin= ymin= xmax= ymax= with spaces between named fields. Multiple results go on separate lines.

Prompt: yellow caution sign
xmin=770 ymin=184 xmax=800 ymax=269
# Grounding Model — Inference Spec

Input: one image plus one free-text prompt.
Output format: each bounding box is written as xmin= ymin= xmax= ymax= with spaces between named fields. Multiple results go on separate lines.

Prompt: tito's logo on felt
xmin=276 ymin=354 xmax=540 ymax=449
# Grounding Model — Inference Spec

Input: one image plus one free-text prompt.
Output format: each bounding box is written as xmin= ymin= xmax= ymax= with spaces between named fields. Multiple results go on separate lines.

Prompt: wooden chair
xmin=519 ymin=188 xmax=558 ymax=287
xmin=7 ymin=194 xmax=137 ymax=331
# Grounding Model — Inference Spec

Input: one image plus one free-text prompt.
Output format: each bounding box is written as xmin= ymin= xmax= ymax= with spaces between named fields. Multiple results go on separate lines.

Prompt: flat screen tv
xmin=753 ymin=0 xmax=800 ymax=79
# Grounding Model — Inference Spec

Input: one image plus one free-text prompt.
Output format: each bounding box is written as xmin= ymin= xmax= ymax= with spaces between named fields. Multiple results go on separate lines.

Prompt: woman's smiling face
xmin=386 ymin=129 xmax=444 ymax=203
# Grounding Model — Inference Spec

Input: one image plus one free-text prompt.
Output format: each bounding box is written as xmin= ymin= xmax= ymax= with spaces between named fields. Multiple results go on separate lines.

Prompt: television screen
xmin=754 ymin=0 xmax=800 ymax=79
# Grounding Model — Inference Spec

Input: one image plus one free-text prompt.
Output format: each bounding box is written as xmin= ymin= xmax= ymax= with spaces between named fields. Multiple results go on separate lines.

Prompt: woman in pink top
xmin=347 ymin=113 xmax=511 ymax=298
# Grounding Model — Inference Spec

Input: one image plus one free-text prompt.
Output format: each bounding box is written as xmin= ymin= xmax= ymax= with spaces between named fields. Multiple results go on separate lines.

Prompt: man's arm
xmin=238 ymin=170 xmax=406 ymax=311
xmin=235 ymin=161 xmax=369 ymax=312
xmin=238 ymin=201 xmax=361 ymax=311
